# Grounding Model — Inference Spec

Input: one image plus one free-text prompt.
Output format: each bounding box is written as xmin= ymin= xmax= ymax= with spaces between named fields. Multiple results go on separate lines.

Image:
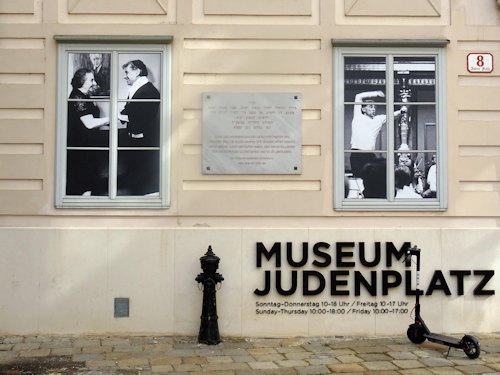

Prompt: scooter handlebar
xmin=403 ymin=246 xmax=420 ymax=265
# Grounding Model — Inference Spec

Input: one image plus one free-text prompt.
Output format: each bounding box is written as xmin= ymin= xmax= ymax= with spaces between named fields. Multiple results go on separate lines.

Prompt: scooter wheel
xmin=462 ymin=335 xmax=480 ymax=359
xmin=407 ymin=324 xmax=426 ymax=344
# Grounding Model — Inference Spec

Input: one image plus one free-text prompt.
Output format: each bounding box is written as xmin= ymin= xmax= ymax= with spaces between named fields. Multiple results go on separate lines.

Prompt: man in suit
xmin=119 ymin=59 xmax=160 ymax=146
xmin=117 ymin=60 xmax=160 ymax=195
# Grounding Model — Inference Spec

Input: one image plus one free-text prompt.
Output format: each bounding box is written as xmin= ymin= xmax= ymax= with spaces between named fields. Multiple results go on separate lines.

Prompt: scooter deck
xmin=425 ymin=333 xmax=462 ymax=348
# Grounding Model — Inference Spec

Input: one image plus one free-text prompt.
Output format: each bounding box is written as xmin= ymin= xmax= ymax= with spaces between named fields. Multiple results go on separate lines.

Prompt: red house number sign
xmin=467 ymin=53 xmax=494 ymax=73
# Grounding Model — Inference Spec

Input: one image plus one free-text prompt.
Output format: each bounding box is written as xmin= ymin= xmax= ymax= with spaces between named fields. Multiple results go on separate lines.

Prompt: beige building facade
xmin=0 ymin=0 xmax=498 ymax=336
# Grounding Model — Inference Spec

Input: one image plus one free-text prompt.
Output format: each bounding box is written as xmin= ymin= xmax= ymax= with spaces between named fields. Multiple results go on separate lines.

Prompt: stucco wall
xmin=0 ymin=0 xmax=498 ymax=219
xmin=0 ymin=227 xmax=497 ymax=336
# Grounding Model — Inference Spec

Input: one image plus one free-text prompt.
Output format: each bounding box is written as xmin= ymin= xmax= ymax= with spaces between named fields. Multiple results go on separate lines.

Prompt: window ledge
xmin=332 ymin=39 xmax=450 ymax=48
xmin=54 ymin=35 xmax=173 ymax=44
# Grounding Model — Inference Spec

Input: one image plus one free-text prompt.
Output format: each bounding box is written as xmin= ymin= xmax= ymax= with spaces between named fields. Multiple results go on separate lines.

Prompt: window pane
xmin=67 ymin=101 xmax=109 ymax=147
xmin=345 ymin=104 xmax=387 ymax=152
xmin=394 ymin=105 xmax=436 ymax=151
xmin=422 ymin=153 xmax=438 ymax=199
xmin=117 ymin=53 xmax=161 ymax=148
xmin=117 ymin=150 xmax=160 ymax=196
xmin=118 ymin=53 xmax=162 ymax=99
xmin=344 ymin=56 xmax=386 ymax=102
xmin=117 ymin=101 xmax=160 ymax=147
xmin=345 ymin=152 xmax=387 ymax=199
xmin=68 ymin=52 xmax=111 ymax=97
xmin=394 ymin=57 xmax=436 ymax=103
xmin=394 ymin=151 xmax=424 ymax=198
xmin=66 ymin=150 xmax=108 ymax=196
xmin=394 ymin=151 xmax=437 ymax=199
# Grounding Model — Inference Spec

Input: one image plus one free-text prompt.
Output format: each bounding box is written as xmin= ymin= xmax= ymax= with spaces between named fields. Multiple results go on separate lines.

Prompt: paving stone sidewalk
xmin=0 ymin=333 xmax=499 ymax=374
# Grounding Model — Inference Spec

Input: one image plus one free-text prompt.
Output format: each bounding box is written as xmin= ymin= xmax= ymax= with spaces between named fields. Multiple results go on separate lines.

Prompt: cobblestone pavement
xmin=0 ymin=334 xmax=499 ymax=374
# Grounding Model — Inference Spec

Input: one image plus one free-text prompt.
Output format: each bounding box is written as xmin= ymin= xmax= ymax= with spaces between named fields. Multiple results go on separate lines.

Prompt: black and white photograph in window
xmin=117 ymin=53 xmax=161 ymax=196
xmin=343 ymin=55 xmax=438 ymax=200
xmin=66 ymin=52 xmax=111 ymax=196
xmin=64 ymin=52 xmax=162 ymax=198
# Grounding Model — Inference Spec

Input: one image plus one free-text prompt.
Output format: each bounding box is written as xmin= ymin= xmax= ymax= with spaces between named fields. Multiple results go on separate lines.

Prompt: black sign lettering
xmin=252 ymin=241 xmax=495 ymax=298
xmin=473 ymin=270 xmax=495 ymax=296
xmin=426 ymin=271 xmax=452 ymax=295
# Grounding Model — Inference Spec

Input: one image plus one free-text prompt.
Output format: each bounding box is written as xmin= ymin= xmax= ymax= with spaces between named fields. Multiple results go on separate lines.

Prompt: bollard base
xmin=198 ymin=316 xmax=221 ymax=345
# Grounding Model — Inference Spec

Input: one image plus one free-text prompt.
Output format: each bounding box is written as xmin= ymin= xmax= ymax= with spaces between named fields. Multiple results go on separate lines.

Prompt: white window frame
xmin=333 ymin=40 xmax=448 ymax=211
xmin=55 ymin=36 xmax=172 ymax=208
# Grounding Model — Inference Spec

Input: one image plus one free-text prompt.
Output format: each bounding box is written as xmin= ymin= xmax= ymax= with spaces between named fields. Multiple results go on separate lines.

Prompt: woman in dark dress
xmin=66 ymin=68 xmax=109 ymax=196
xmin=67 ymin=68 xmax=109 ymax=147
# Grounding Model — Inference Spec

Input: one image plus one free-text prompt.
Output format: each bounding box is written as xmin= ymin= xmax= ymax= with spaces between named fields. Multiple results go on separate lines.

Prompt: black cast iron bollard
xmin=195 ymin=245 xmax=224 ymax=345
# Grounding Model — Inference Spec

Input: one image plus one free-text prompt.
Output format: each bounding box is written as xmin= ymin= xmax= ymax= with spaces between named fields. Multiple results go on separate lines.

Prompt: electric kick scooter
xmin=405 ymin=246 xmax=480 ymax=359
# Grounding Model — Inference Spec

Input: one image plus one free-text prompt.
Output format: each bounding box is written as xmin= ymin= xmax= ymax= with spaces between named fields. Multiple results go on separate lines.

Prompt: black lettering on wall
xmin=257 ymin=242 xmax=281 ymax=267
xmin=276 ymin=270 xmax=297 ymax=296
xmin=354 ymin=271 xmax=377 ymax=296
xmin=336 ymin=242 xmax=355 ymax=267
xmin=426 ymin=271 xmax=452 ymax=295
xmin=473 ymin=270 xmax=495 ymax=295
xmin=254 ymin=270 xmax=271 ymax=296
xmin=303 ymin=270 xmax=326 ymax=296
xmin=382 ymin=270 xmax=402 ymax=295
xmin=253 ymin=242 xmax=496 ymax=298
xmin=287 ymin=242 xmax=308 ymax=267
xmin=386 ymin=242 xmax=411 ymax=267
xmin=330 ymin=270 xmax=350 ymax=295
xmin=312 ymin=242 xmax=331 ymax=267
xmin=359 ymin=242 xmax=381 ymax=267
xmin=450 ymin=270 xmax=471 ymax=295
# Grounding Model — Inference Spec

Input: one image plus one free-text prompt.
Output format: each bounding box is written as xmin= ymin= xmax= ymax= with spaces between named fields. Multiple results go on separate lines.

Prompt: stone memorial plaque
xmin=202 ymin=92 xmax=302 ymax=174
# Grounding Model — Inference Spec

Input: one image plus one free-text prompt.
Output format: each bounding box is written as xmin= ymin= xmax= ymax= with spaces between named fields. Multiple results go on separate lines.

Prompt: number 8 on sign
xmin=467 ymin=53 xmax=493 ymax=73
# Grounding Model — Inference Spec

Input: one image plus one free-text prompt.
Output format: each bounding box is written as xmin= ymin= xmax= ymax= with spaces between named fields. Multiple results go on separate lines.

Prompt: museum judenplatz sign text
xmin=252 ymin=241 xmax=495 ymax=317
